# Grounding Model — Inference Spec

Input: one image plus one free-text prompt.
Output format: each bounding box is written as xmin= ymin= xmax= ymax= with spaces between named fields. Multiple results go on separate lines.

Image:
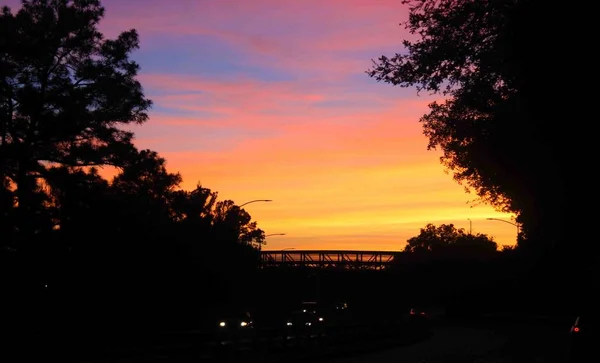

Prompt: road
xmin=31 ymin=317 xmax=574 ymax=362
xmin=325 ymin=320 xmax=572 ymax=363
xmin=74 ymin=321 xmax=426 ymax=362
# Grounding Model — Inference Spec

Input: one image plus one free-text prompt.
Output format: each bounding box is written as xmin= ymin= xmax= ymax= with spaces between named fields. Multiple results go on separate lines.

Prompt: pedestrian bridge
xmin=260 ymin=250 xmax=401 ymax=270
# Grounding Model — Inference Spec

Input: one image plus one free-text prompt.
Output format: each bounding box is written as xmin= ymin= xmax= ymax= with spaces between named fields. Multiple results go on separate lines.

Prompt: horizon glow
xmin=4 ymin=0 xmax=518 ymax=250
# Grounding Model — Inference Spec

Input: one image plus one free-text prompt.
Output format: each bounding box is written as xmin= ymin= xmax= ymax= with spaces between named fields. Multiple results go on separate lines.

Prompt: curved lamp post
xmin=259 ymin=233 xmax=286 ymax=251
xmin=239 ymin=199 xmax=272 ymax=208
xmin=486 ymin=217 xmax=520 ymax=236
xmin=238 ymin=199 xmax=272 ymax=250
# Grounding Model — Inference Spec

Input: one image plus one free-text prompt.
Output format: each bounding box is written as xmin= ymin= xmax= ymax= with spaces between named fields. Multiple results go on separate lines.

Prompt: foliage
xmin=0 ymin=0 xmax=266 ymax=251
xmin=0 ymin=1 xmax=266 ymax=333
xmin=0 ymin=0 xmax=151 ymax=240
xmin=501 ymin=244 xmax=516 ymax=252
xmin=367 ymin=0 xmax=565 ymax=251
xmin=404 ymin=223 xmax=497 ymax=254
xmin=212 ymin=200 xmax=266 ymax=248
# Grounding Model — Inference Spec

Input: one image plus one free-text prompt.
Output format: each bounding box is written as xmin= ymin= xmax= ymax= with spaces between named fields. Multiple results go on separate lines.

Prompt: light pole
xmin=467 ymin=218 xmax=472 ymax=234
xmin=259 ymin=233 xmax=286 ymax=251
xmin=238 ymin=200 xmax=272 ymax=251
xmin=486 ymin=217 xmax=520 ymax=236
xmin=239 ymin=199 xmax=272 ymax=208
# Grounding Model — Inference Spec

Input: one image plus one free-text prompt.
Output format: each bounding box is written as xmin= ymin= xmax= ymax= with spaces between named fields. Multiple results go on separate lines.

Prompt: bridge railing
xmin=260 ymin=250 xmax=401 ymax=269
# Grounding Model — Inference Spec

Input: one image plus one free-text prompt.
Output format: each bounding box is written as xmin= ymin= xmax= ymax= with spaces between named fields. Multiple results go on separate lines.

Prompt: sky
xmin=7 ymin=0 xmax=518 ymax=251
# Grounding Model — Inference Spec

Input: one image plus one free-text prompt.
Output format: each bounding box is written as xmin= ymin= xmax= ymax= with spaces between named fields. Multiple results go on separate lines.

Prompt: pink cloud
xmin=101 ymin=0 xmax=411 ymax=78
xmin=140 ymin=73 xmax=432 ymax=119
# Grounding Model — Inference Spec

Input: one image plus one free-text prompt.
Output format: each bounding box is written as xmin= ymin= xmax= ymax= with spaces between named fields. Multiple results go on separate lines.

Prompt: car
xmin=285 ymin=311 xmax=324 ymax=331
xmin=406 ymin=307 xmax=431 ymax=337
xmin=409 ymin=307 xmax=428 ymax=319
xmin=333 ymin=301 xmax=349 ymax=311
xmin=329 ymin=301 xmax=351 ymax=325
xmin=569 ymin=314 xmax=598 ymax=362
xmin=404 ymin=308 xmax=431 ymax=330
xmin=215 ymin=310 xmax=255 ymax=341
xmin=299 ymin=301 xmax=319 ymax=314
xmin=285 ymin=304 xmax=326 ymax=336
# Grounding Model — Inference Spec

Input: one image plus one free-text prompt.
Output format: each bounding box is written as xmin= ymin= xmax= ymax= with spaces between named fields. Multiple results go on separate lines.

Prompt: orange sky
xmin=4 ymin=0 xmax=518 ymax=250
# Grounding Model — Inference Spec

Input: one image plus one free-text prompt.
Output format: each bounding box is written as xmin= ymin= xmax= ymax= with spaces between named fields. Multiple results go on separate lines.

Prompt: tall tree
xmin=367 ymin=0 xmax=569 ymax=257
xmin=0 ymin=0 xmax=151 ymax=244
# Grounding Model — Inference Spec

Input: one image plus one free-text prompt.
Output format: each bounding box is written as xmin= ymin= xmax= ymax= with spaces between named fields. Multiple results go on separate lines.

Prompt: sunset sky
xmin=7 ymin=0 xmax=518 ymax=250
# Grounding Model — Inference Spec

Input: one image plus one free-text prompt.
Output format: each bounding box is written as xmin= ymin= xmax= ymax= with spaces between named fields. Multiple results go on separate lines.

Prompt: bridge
xmin=260 ymin=250 xmax=401 ymax=270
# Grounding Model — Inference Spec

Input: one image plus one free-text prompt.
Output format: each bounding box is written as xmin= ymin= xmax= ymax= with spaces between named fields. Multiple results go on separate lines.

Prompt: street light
xmin=259 ymin=233 xmax=286 ymax=251
xmin=238 ymin=200 xmax=272 ymax=251
xmin=239 ymin=199 xmax=272 ymax=208
xmin=486 ymin=217 xmax=520 ymax=235
xmin=265 ymin=233 xmax=286 ymax=237
xmin=467 ymin=218 xmax=472 ymax=234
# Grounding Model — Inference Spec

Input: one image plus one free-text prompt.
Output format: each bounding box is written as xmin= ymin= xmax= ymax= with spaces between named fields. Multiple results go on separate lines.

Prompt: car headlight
xmin=219 ymin=321 xmax=226 ymax=327
xmin=240 ymin=321 xmax=248 ymax=327
xmin=318 ymin=317 xmax=324 ymax=322
xmin=286 ymin=322 xmax=293 ymax=326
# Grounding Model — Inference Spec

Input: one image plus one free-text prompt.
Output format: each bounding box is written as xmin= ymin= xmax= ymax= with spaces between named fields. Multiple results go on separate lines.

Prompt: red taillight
xmin=573 ymin=327 xmax=580 ymax=333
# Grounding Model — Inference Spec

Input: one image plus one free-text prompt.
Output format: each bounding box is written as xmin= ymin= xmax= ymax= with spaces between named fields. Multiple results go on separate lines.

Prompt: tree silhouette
xmin=212 ymin=200 xmax=265 ymax=249
xmin=0 ymin=177 xmax=15 ymax=245
xmin=404 ymin=223 xmax=497 ymax=255
xmin=110 ymin=149 xmax=181 ymax=232
xmin=170 ymin=185 xmax=217 ymax=226
xmin=366 ymin=0 xmax=567 ymax=256
xmin=44 ymin=165 xmax=109 ymax=238
xmin=0 ymin=0 xmax=272 ymax=339
xmin=0 ymin=0 xmax=151 ymax=244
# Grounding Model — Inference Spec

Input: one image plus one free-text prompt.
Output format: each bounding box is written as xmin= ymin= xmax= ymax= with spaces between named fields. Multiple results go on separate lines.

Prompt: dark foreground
xmin=330 ymin=316 xmax=574 ymax=363
xmin=6 ymin=313 xmax=582 ymax=363
xmin=7 ymin=315 xmax=430 ymax=363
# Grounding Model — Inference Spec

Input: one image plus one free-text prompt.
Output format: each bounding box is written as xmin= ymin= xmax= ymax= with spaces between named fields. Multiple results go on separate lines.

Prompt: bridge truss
xmin=260 ymin=250 xmax=400 ymax=270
